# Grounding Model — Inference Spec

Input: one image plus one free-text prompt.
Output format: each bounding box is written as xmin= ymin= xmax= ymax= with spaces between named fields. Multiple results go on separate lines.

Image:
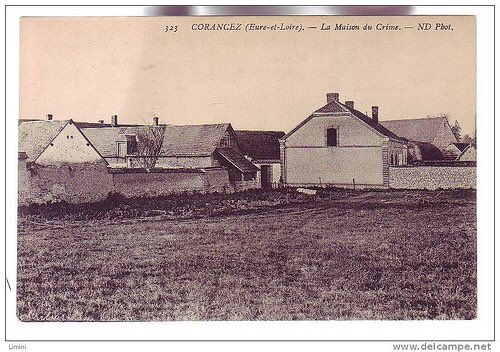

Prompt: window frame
xmin=326 ymin=127 xmax=339 ymax=147
xmin=116 ymin=141 xmax=128 ymax=157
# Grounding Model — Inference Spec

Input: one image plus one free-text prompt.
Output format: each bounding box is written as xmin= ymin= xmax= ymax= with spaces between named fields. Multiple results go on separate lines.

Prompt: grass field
xmin=17 ymin=188 xmax=476 ymax=321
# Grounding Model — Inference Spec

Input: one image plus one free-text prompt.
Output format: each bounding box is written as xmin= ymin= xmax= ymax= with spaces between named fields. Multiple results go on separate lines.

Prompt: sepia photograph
xmin=14 ymin=14 xmax=478 ymax=324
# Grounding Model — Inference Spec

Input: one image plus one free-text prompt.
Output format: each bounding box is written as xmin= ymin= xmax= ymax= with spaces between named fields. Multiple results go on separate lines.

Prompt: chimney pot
xmin=47 ymin=114 xmax=53 ymax=121
xmin=111 ymin=115 xmax=118 ymax=127
xmin=326 ymin=92 xmax=340 ymax=103
xmin=372 ymin=106 xmax=379 ymax=123
xmin=345 ymin=101 xmax=354 ymax=109
xmin=153 ymin=116 xmax=159 ymax=126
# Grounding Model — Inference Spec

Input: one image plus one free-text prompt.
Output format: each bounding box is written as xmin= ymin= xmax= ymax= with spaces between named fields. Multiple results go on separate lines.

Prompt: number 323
xmin=165 ymin=25 xmax=178 ymax=32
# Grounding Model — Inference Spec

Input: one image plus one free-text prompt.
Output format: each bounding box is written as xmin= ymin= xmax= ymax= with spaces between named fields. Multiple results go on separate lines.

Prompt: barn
xmin=81 ymin=117 xmax=259 ymax=189
xmin=380 ymin=117 xmax=458 ymax=162
xmin=18 ymin=117 xmax=105 ymax=166
xmin=235 ymin=130 xmax=285 ymax=188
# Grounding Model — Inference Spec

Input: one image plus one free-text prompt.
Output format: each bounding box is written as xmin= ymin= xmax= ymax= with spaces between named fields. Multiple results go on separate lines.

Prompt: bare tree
xmin=134 ymin=125 xmax=166 ymax=169
xmin=451 ymin=120 xmax=462 ymax=142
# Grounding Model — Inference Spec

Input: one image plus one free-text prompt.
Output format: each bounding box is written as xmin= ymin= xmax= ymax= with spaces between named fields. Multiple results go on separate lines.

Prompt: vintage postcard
xmin=14 ymin=12 xmax=480 ymax=334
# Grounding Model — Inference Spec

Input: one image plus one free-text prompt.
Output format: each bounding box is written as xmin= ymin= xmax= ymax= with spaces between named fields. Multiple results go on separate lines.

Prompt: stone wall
xmin=203 ymin=167 xmax=234 ymax=193
xmin=19 ymin=163 xmax=233 ymax=205
xmin=234 ymin=178 xmax=259 ymax=192
xmin=389 ymin=165 xmax=476 ymax=190
xmin=18 ymin=161 xmax=113 ymax=206
xmin=110 ymin=167 xmax=231 ymax=197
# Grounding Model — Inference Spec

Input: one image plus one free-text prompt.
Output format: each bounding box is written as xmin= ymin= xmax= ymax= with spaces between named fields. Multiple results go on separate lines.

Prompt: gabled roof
xmin=339 ymin=103 xmax=405 ymax=142
xmin=216 ymin=148 xmax=259 ymax=173
xmin=18 ymin=118 xmax=42 ymax=125
xmin=234 ymin=130 xmax=285 ymax=161
xmin=380 ymin=117 xmax=454 ymax=144
xmin=18 ymin=118 xmax=139 ymax=129
xmin=74 ymin=121 xmax=140 ymax=128
xmin=282 ymin=99 xmax=406 ymax=142
xmin=160 ymin=123 xmax=230 ymax=157
xmin=18 ymin=120 xmax=70 ymax=162
xmin=82 ymin=123 xmax=231 ymax=158
xmin=81 ymin=126 xmax=148 ymax=158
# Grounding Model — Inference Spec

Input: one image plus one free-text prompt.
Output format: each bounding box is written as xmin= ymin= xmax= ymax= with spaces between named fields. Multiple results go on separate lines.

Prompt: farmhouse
xmin=380 ymin=117 xmax=458 ymax=162
xmin=81 ymin=117 xmax=259 ymax=189
xmin=280 ymin=93 xmax=408 ymax=188
xmin=235 ymin=130 xmax=285 ymax=188
xmin=18 ymin=117 xmax=112 ymax=205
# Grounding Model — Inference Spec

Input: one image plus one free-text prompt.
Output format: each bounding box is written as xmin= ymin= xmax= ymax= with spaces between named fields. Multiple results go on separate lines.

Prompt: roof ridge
xmin=337 ymin=101 xmax=406 ymax=142
xmin=235 ymin=130 xmax=285 ymax=134
xmin=381 ymin=116 xmax=447 ymax=123
xmin=19 ymin=119 xmax=71 ymax=124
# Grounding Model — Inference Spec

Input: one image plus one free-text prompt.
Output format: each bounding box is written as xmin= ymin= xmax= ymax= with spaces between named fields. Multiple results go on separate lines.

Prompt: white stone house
xmin=280 ymin=93 xmax=408 ymax=188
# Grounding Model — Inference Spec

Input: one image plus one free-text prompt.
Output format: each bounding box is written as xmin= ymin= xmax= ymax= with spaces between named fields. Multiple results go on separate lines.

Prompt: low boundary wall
xmin=18 ymin=162 xmax=113 ymax=205
xmin=389 ymin=165 xmax=476 ymax=190
xmin=19 ymin=163 xmax=235 ymax=205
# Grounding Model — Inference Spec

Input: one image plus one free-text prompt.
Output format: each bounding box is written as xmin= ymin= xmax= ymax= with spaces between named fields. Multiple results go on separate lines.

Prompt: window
xmin=219 ymin=132 xmax=231 ymax=148
xmin=124 ymin=135 xmax=138 ymax=154
xmin=327 ymin=128 xmax=338 ymax=146
xmin=117 ymin=142 xmax=127 ymax=157
xmin=127 ymin=140 xmax=138 ymax=154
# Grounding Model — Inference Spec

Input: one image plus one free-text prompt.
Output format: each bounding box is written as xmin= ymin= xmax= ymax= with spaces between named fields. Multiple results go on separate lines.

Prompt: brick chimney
xmin=111 ymin=115 xmax=118 ymax=127
xmin=47 ymin=114 xmax=53 ymax=121
xmin=326 ymin=92 xmax=340 ymax=103
xmin=371 ymin=106 xmax=379 ymax=123
xmin=153 ymin=116 xmax=159 ymax=126
xmin=345 ymin=101 xmax=354 ymax=109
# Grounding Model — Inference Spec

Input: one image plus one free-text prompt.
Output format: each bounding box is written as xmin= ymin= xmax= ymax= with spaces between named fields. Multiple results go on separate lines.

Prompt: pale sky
xmin=20 ymin=16 xmax=476 ymax=136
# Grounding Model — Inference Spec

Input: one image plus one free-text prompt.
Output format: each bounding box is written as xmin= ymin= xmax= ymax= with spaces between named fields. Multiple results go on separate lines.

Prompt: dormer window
xmin=117 ymin=142 xmax=127 ymax=157
xmin=125 ymin=135 xmax=138 ymax=154
xmin=327 ymin=128 xmax=338 ymax=147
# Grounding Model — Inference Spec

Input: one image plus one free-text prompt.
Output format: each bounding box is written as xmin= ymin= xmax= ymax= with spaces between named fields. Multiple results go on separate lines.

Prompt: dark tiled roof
xmin=314 ymin=101 xmax=347 ymax=113
xmin=75 ymin=122 xmax=113 ymax=128
xmin=160 ymin=124 xmax=230 ymax=157
xmin=452 ymin=143 xmax=470 ymax=152
xmin=314 ymin=100 xmax=406 ymax=142
xmin=283 ymin=99 xmax=406 ymax=142
xmin=18 ymin=120 xmax=70 ymax=161
xmin=234 ymin=130 xmax=285 ymax=161
xmin=337 ymin=102 xmax=406 ymax=142
xmin=412 ymin=141 xmax=443 ymax=160
xmin=380 ymin=117 xmax=453 ymax=144
xmin=82 ymin=123 xmax=231 ymax=158
xmin=74 ymin=121 xmax=140 ymax=128
xmin=81 ymin=126 xmax=147 ymax=157
xmin=216 ymin=148 xmax=259 ymax=173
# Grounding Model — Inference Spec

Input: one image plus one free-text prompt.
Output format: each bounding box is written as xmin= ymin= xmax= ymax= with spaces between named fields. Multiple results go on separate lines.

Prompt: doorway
xmin=260 ymin=165 xmax=271 ymax=188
